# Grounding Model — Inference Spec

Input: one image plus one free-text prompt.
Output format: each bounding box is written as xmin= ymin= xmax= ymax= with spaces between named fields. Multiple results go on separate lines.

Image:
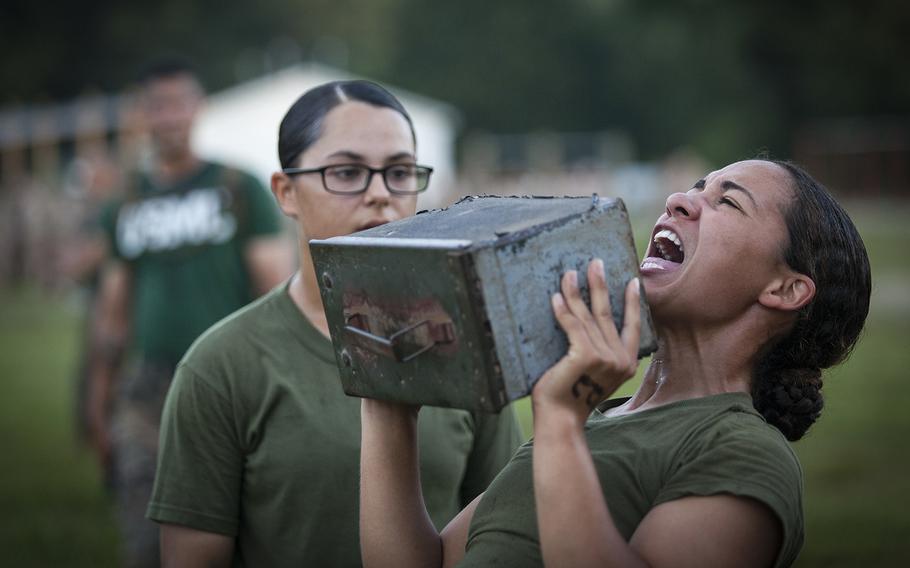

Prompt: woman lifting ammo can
xmin=360 ymin=159 xmax=871 ymax=567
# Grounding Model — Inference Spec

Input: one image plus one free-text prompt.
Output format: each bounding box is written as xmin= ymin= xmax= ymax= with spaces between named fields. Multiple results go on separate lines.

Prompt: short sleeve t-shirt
xmin=100 ymin=161 xmax=281 ymax=363
xmin=463 ymin=393 xmax=804 ymax=568
xmin=147 ymin=284 xmax=524 ymax=567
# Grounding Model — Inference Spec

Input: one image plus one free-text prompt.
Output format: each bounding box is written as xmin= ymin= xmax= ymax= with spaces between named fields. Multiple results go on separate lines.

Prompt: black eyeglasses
xmin=282 ymin=163 xmax=433 ymax=195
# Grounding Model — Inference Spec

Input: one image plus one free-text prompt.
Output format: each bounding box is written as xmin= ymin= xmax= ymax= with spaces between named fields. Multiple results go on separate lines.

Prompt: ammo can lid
xmin=326 ymin=195 xmax=620 ymax=250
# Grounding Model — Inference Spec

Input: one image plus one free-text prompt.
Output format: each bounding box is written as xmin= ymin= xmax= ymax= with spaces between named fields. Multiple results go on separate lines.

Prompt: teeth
xmin=641 ymin=261 xmax=664 ymax=270
xmin=653 ymin=229 xmax=683 ymax=250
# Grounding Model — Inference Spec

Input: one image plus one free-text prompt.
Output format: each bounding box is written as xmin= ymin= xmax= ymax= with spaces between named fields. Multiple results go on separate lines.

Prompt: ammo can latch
xmin=342 ymin=296 xmax=456 ymax=363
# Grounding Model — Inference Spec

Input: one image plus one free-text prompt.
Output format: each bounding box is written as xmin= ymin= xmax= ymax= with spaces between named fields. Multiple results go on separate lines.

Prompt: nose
xmin=363 ymin=170 xmax=391 ymax=207
xmin=664 ymin=191 xmax=701 ymax=220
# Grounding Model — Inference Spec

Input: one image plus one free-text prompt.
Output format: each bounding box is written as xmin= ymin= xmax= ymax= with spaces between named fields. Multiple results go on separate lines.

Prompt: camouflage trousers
xmin=110 ymin=359 xmax=175 ymax=568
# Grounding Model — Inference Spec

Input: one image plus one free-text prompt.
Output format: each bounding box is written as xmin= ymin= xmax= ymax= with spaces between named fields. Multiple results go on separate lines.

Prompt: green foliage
xmin=2 ymin=0 xmax=908 ymax=164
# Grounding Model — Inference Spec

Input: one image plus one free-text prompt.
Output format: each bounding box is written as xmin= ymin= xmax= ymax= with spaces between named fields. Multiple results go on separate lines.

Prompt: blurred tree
xmin=1 ymin=0 xmax=907 ymax=164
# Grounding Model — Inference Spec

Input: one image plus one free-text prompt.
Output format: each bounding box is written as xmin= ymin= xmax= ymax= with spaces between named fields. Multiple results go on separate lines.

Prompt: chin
xmin=639 ymin=276 xmax=687 ymax=319
xmin=640 ymin=269 xmax=681 ymax=299
xmin=154 ymin=130 xmax=189 ymax=148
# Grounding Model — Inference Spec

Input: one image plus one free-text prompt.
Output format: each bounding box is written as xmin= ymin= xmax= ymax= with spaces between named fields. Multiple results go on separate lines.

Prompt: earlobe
xmin=759 ymin=273 xmax=816 ymax=312
xmin=270 ymin=172 xmax=299 ymax=219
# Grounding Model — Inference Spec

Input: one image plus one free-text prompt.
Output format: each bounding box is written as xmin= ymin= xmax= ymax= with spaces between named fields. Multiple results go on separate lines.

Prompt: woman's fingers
xmin=559 ymin=271 xmax=593 ymax=324
xmin=587 ymin=259 xmax=622 ymax=347
xmin=552 ymin=291 xmax=602 ymax=368
xmin=541 ymin=272 xmax=642 ymax=418
xmin=551 ymin=292 xmax=592 ymax=352
xmin=560 ymin=269 xmax=610 ymax=353
xmin=620 ymin=278 xmax=642 ymax=363
xmin=554 ymin=261 xmax=639 ymax=375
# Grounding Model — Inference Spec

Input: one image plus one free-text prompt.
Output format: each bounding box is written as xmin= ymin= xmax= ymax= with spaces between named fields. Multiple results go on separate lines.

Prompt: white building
xmin=193 ymin=63 xmax=460 ymax=209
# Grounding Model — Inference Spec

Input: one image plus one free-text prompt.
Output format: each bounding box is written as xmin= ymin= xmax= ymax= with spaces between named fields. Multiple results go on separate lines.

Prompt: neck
xmin=287 ymin=235 xmax=330 ymax=338
xmin=622 ymin=317 xmax=767 ymax=413
xmin=155 ymin=148 xmax=199 ymax=183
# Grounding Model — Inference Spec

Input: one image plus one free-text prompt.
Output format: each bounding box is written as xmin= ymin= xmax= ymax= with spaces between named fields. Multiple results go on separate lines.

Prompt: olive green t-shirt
xmin=148 ymin=284 xmax=524 ymax=567
xmin=100 ymin=161 xmax=281 ymax=363
xmin=463 ymin=393 xmax=804 ymax=567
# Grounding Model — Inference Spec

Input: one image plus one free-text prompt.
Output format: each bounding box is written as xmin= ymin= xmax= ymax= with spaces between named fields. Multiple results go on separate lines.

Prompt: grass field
xmin=1 ymin=199 xmax=908 ymax=566
xmin=0 ymin=288 xmax=120 ymax=567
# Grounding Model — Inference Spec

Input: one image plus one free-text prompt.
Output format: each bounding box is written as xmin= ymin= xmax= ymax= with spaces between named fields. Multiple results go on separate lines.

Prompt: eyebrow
xmin=326 ymin=150 xmax=366 ymax=161
xmin=385 ymin=152 xmax=417 ymax=163
xmin=325 ymin=150 xmax=416 ymax=163
xmin=721 ymin=180 xmax=757 ymax=208
xmin=693 ymin=178 xmax=758 ymax=208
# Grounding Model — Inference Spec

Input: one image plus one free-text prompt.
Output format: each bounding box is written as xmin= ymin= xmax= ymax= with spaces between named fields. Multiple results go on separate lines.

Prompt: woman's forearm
xmin=530 ymin=267 xmax=646 ymax=566
xmin=532 ymin=406 xmax=648 ymax=568
xmin=360 ymin=399 xmax=442 ymax=568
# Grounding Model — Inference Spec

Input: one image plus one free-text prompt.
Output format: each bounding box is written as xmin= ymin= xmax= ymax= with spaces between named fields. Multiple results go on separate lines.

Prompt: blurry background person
xmin=86 ymin=58 xmax=292 ymax=568
xmin=148 ymin=81 xmax=523 ymax=567
xmin=58 ymin=150 xmax=123 ymax=452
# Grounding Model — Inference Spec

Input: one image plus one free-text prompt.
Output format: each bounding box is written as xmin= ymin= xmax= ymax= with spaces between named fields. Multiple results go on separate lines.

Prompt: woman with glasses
xmin=147 ymin=81 xmax=523 ymax=567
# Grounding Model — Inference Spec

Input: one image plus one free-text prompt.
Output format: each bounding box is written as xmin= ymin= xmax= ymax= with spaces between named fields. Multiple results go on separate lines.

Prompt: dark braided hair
xmin=751 ymin=160 xmax=871 ymax=441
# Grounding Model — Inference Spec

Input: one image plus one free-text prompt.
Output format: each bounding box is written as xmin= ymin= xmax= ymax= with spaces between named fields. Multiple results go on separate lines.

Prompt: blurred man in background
xmin=58 ymin=150 xmax=124 ymax=447
xmin=86 ymin=58 xmax=291 ymax=568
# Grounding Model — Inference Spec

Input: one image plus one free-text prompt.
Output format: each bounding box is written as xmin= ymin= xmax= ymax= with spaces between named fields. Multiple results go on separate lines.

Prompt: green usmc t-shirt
xmin=463 ymin=393 xmax=804 ymax=568
xmin=100 ymin=162 xmax=281 ymax=362
xmin=148 ymin=285 xmax=524 ymax=567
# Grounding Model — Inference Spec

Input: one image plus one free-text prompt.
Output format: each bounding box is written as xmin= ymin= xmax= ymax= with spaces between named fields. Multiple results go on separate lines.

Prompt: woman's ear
xmin=270 ymin=172 xmax=299 ymax=219
xmin=759 ymin=272 xmax=816 ymax=312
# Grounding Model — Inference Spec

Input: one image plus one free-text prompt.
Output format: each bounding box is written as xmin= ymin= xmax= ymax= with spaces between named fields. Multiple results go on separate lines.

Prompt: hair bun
xmin=753 ymin=367 xmax=823 ymax=441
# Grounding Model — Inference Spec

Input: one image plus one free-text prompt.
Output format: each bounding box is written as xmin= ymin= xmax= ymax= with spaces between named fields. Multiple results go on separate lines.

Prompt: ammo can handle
xmin=344 ymin=318 xmax=454 ymax=363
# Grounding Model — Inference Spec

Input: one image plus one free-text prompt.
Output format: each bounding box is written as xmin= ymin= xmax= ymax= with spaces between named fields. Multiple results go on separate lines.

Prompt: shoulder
xmin=708 ymin=405 xmax=802 ymax=473
xmin=98 ymin=197 xmax=122 ymax=228
xmin=207 ymin=161 xmax=267 ymax=193
xmin=100 ymin=170 xmax=146 ymax=216
xmin=178 ymin=287 xmax=285 ymax=385
xmin=656 ymin=400 xmax=804 ymax=557
xmin=666 ymin=400 xmax=803 ymax=488
xmin=98 ymin=173 xmax=143 ymax=244
xmin=670 ymin=406 xmax=805 ymax=567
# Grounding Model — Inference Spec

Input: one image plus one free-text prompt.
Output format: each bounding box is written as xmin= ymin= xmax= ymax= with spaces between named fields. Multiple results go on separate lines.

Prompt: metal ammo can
xmin=310 ymin=195 xmax=657 ymax=412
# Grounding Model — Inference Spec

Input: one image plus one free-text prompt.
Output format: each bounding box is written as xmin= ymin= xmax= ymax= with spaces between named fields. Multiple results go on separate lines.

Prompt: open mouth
xmin=654 ymin=229 xmax=684 ymax=262
xmin=641 ymin=228 xmax=685 ymax=271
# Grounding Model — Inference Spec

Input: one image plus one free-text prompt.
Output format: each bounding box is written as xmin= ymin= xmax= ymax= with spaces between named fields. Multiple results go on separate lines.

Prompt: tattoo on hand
xmin=571 ymin=375 xmax=605 ymax=408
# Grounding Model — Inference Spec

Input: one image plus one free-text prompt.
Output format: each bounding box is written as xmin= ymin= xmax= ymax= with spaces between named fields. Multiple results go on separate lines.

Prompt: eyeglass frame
xmin=281 ymin=163 xmax=434 ymax=195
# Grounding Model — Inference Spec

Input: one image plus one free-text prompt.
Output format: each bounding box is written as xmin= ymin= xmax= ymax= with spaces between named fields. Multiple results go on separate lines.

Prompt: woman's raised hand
xmin=531 ymin=259 xmax=641 ymax=427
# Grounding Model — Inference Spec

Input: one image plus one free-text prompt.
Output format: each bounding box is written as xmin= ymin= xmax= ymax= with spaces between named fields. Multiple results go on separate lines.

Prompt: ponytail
xmin=751 ymin=160 xmax=870 ymax=441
